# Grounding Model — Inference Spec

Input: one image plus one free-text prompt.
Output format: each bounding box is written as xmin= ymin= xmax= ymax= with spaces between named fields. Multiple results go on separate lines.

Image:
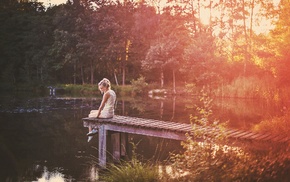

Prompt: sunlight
xmin=200 ymin=8 xmax=211 ymax=25
xmin=37 ymin=167 xmax=70 ymax=182
xmin=198 ymin=0 xmax=281 ymax=34
xmin=38 ymin=0 xmax=68 ymax=7
xmin=158 ymin=165 xmax=189 ymax=179
xmin=89 ymin=165 xmax=100 ymax=181
xmin=149 ymin=0 xmax=280 ymax=35
xmin=38 ymin=0 xmax=281 ymax=35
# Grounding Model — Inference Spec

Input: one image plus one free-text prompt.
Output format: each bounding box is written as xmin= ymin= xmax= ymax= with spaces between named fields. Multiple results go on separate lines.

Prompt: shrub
xmin=252 ymin=108 xmax=290 ymax=137
xmin=131 ymin=76 xmax=148 ymax=95
xmin=170 ymin=90 xmax=290 ymax=181
xmin=113 ymin=84 xmax=133 ymax=96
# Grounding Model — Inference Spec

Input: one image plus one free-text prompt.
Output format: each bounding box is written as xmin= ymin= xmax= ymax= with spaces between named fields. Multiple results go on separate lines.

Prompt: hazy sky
xmin=39 ymin=0 xmax=68 ymax=7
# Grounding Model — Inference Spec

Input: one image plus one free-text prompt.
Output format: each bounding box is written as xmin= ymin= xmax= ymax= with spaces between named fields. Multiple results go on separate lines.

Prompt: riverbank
xmin=2 ymin=77 xmax=290 ymax=102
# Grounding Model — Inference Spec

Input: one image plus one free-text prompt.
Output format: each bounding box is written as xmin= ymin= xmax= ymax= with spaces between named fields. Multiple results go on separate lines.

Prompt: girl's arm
xmin=97 ymin=91 xmax=110 ymax=118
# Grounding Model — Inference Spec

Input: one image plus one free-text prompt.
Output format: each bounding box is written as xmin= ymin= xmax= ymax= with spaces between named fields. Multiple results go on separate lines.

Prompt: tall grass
xmin=100 ymin=159 xmax=159 ymax=182
xmin=214 ymin=76 xmax=279 ymax=100
xmin=100 ymin=144 xmax=159 ymax=182
xmin=252 ymin=109 xmax=290 ymax=137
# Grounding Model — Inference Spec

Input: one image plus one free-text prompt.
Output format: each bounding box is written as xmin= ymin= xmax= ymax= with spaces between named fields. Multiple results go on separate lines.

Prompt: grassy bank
xmin=3 ymin=75 xmax=290 ymax=101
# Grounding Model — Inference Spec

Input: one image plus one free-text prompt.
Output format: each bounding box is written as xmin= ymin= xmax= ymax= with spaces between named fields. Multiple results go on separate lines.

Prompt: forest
xmin=1 ymin=0 xmax=290 ymax=98
xmin=1 ymin=1 xmax=290 ymax=181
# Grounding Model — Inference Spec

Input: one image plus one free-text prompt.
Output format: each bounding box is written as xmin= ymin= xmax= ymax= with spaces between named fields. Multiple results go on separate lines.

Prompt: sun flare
xmin=40 ymin=0 xmax=280 ymax=34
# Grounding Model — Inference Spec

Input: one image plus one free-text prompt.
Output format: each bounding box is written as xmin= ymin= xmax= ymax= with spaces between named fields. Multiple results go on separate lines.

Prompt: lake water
xmin=0 ymin=91 xmax=285 ymax=181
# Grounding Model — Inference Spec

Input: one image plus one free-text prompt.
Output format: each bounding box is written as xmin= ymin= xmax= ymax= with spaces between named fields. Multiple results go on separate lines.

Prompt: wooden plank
xmin=177 ymin=125 xmax=192 ymax=131
xmin=167 ymin=123 xmax=190 ymax=131
xmin=239 ymin=132 xmax=258 ymax=139
xmin=261 ymin=134 xmax=279 ymax=141
xmin=224 ymin=129 xmax=240 ymax=135
xmin=139 ymin=120 xmax=173 ymax=129
xmin=227 ymin=130 xmax=248 ymax=138
xmin=115 ymin=118 xmax=152 ymax=127
xmin=245 ymin=133 xmax=265 ymax=140
xmin=254 ymin=133 xmax=272 ymax=140
xmin=123 ymin=117 xmax=164 ymax=127
xmin=104 ymin=123 xmax=187 ymax=141
xmin=113 ymin=119 xmax=144 ymax=126
xmin=152 ymin=122 xmax=184 ymax=131
xmin=231 ymin=131 xmax=254 ymax=139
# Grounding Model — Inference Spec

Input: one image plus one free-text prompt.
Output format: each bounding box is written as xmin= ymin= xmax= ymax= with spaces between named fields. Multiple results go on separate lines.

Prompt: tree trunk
xmin=114 ymin=69 xmax=119 ymax=86
xmin=73 ymin=60 xmax=76 ymax=85
xmin=197 ymin=0 xmax=201 ymax=32
xmin=170 ymin=96 xmax=176 ymax=121
xmin=242 ymin=0 xmax=248 ymax=75
xmin=122 ymin=62 xmax=125 ymax=86
xmin=90 ymin=60 xmax=94 ymax=85
xmin=172 ymin=69 xmax=176 ymax=94
xmin=81 ymin=63 xmax=84 ymax=85
xmin=160 ymin=100 xmax=164 ymax=119
xmin=160 ymin=66 xmax=164 ymax=88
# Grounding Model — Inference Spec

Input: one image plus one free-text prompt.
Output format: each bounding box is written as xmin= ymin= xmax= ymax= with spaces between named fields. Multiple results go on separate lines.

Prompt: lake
xmin=0 ymin=91 xmax=285 ymax=181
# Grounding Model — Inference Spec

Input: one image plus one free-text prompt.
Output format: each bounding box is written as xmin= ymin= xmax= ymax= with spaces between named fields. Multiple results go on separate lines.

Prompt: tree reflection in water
xmin=0 ymin=93 xmax=287 ymax=181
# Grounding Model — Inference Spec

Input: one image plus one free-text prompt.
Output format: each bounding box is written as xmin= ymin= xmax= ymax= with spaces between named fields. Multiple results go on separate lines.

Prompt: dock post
xmin=111 ymin=132 xmax=121 ymax=161
xmin=98 ymin=125 xmax=106 ymax=168
xmin=120 ymin=133 xmax=127 ymax=157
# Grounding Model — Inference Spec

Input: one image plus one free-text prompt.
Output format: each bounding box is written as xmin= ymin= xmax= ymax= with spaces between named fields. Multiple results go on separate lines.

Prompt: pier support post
xmin=98 ymin=125 xmax=106 ymax=168
xmin=111 ymin=132 xmax=120 ymax=161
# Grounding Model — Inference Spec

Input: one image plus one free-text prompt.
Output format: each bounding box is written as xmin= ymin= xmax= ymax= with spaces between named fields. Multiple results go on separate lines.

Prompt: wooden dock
xmin=82 ymin=115 xmax=289 ymax=168
xmin=83 ymin=115 xmax=289 ymax=143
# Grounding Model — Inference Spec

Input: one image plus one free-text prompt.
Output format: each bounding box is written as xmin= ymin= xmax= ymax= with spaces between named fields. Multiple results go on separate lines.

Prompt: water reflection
xmin=0 ymin=92 xmax=287 ymax=181
xmin=36 ymin=167 xmax=68 ymax=182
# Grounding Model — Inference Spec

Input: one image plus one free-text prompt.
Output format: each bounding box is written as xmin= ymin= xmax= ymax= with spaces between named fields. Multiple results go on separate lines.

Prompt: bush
xmin=113 ymin=84 xmax=133 ymax=96
xmin=170 ymin=90 xmax=290 ymax=181
xmin=59 ymin=84 xmax=99 ymax=95
xmin=131 ymin=76 xmax=149 ymax=95
xmin=252 ymin=108 xmax=290 ymax=137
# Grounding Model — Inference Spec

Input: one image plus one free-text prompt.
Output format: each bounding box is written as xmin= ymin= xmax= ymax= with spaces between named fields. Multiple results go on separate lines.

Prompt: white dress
xmin=89 ymin=90 xmax=116 ymax=118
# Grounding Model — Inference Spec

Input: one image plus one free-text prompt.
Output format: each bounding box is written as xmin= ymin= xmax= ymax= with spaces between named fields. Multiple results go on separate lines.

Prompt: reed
xmin=100 ymin=144 xmax=159 ymax=182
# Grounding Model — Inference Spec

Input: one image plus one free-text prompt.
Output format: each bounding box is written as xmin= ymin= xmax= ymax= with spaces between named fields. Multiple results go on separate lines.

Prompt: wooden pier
xmin=82 ymin=115 xmax=289 ymax=168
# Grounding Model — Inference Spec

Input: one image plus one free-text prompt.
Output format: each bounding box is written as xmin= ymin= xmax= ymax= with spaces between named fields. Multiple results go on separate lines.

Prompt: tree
xmin=269 ymin=0 xmax=290 ymax=87
xmin=143 ymin=9 xmax=189 ymax=91
xmin=0 ymin=1 xmax=48 ymax=84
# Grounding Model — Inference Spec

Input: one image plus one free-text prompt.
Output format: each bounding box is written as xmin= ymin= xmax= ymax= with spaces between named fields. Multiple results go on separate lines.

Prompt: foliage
xmin=130 ymin=76 xmax=148 ymax=95
xmin=1 ymin=0 xmax=290 ymax=101
xmin=253 ymin=108 xmax=290 ymax=137
xmin=170 ymin=90 xmax=290 ymax=181
xmin=59 ymin=84 xmax=99 ymax=95
xmin=268 ymin=0 xmax=290 ymax=87
xmin=113 ymin=84 xmax=133 ymax=96
xmin=100 ymin=143 xmax=159 ymax=182
xmin=142 ymin=9 xmax=190 ymax=88
xmin=181 ymin=32 xmax=220 ymax=86
xmin=214 ymin=76 xmax=276 ymax=99
xmin=54 ymin=83 xmax=135 ymax=96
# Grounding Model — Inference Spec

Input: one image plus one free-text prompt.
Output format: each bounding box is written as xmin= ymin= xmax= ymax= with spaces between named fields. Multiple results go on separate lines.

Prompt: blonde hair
xmin=98 ymin=78 xmax=111 ymax=89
